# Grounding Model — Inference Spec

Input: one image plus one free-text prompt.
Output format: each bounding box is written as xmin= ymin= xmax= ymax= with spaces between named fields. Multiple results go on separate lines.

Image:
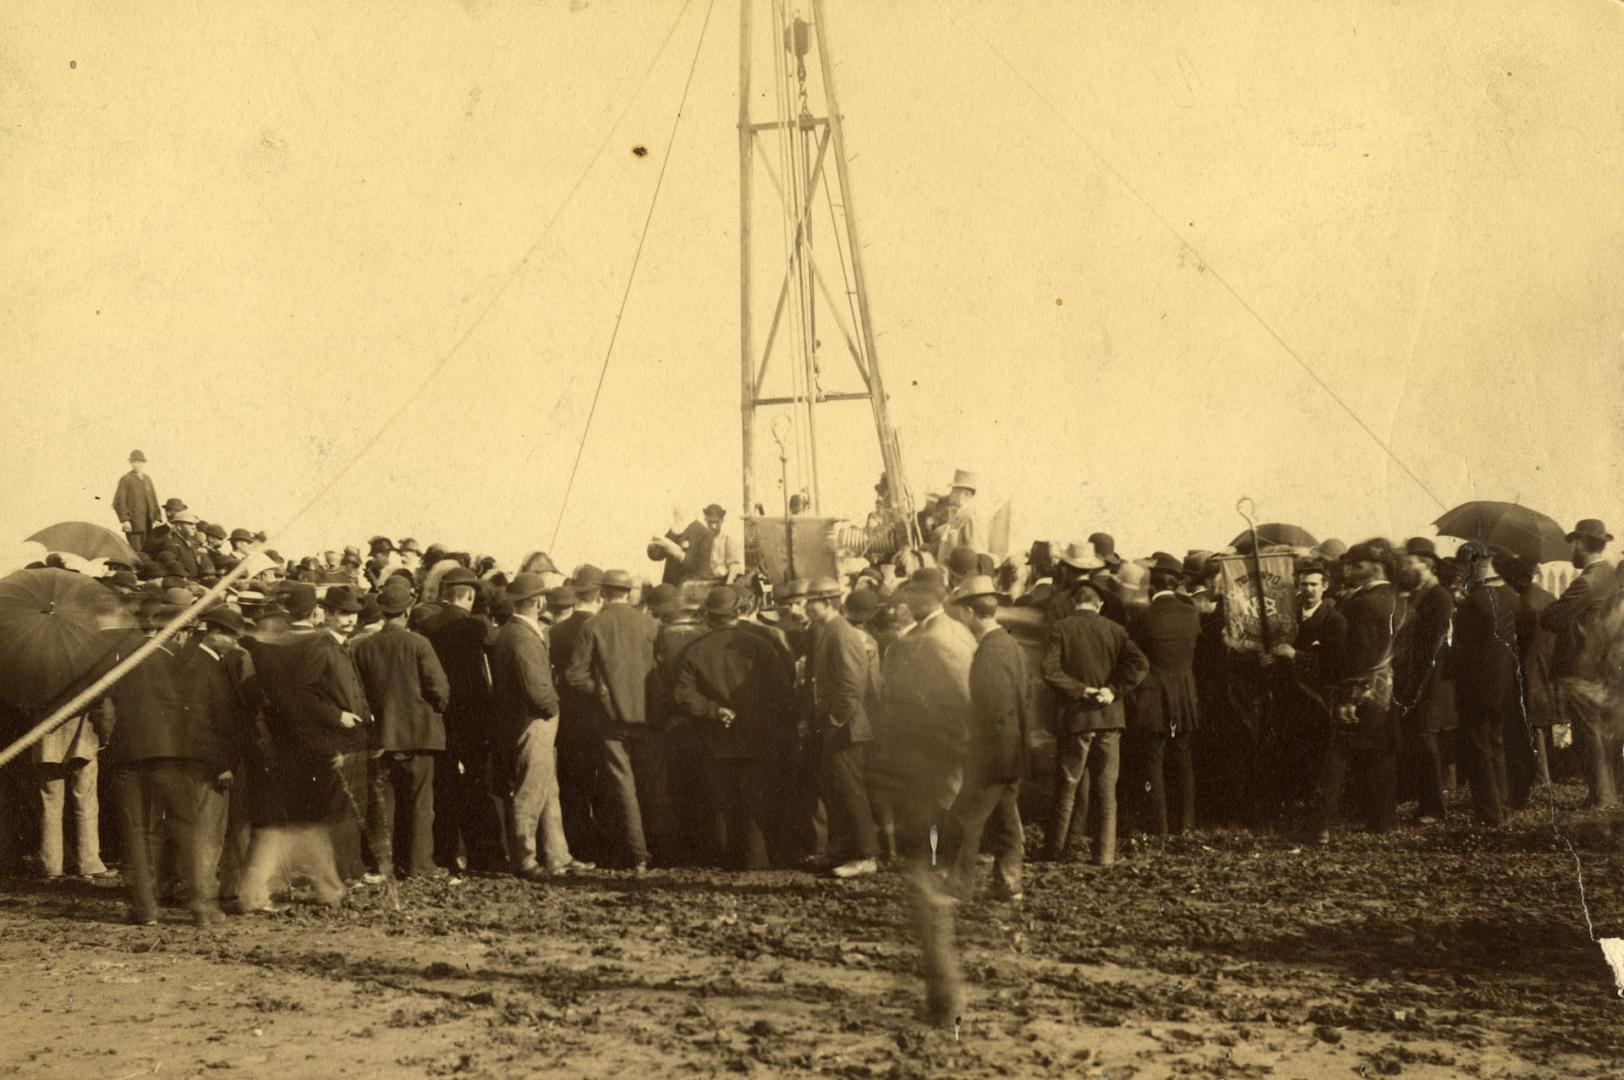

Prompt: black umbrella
xmin=0 ymin=569 xmax=127 ymax=712
xmin=1230 ymin=523 xmax=1318 ymax=553
xmin=1434 ymin=501 xmax=1568 ymax=564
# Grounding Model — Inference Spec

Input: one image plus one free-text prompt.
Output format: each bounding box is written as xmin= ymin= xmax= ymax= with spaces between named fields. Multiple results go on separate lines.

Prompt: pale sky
xmin=4 ymin=0 xmax=1621 ymax=575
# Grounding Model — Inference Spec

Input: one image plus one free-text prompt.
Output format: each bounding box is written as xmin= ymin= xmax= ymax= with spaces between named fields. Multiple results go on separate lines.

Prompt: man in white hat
xmin=933 ymin=469 xmax=983 ymax=566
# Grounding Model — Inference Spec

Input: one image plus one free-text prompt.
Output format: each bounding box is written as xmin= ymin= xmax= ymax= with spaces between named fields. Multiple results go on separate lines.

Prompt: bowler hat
xmin=201 ymin=605 xmax=246 ymax=636
xmin=128 ymin=449 xmax=147 ymax=463
xmin=368 ymin=535 xmax=395 ymax=554
xmin=506 ymin=573 xmax=547 ymax=602
xmin=1087 ymin=532 xmax=1124 ymax=567
xmin=600 ymin=569 xmax=634 ymax=593
xmin=777 ymin=578 xmax=809 ymax=603
xmin=949 ymin=574 xmax=1000 ymax=604
xmin=1146 ymin=551 xmax=1183 ymax=577
xmin=945 ymin=545 xmax=979 ymax=578
xmin=440 ymin=566 xmax=480 ymax=591
xmin=398 ymin=538 xmax=422 ymax=555
xmin=1566 ymin=519 xmax=1614 ymax=544
xmin=844 ymin=588 xmax=881 ymax=623
xmin=704 ymin=585 xmax=740 ymax=616
xmin=281 ymin=582 xmax=318 ymax=620
xmin=645 ymin=583 xmax=682 ymax=617
xmin=107 ymin=570 xmax=139 ymax=592
xmin=205 ymin=523 xmax=227 ymax=541
xmin=171 ymin=510 xmax=199 ymax=525
xmin=904 ymin=568 xmax=948 ymax=602
xmin=377 ymin=580 xmax=415 ymax=616
xmin=163 ymin=587 xmax=195 ymax=610
xmin=162 ymin=498 xmax=187 ymax=513
xmin=229 ymin=528 xmax=254 ymax=544
xmin=1295 ymin=557 xmax=1330 ymax=578
xmin=571 ymin=564 xmax=604 ymax=590
xmin=320 ymin=585 xmax=365 ymax=614
xmin=545 ymin=585 xmax=579 ymax=609
xmin=951 ymin=468 xmax=978 ymax=491
xmin=1340 ymin=541 xmax=1388 ymax=566
xmin=1403 ymin=537 xmax=1440 ymax=562
xmin=804 ymin=576 xmax=843 ymax=602
xmin=1073 ymin=578 xmax=1106 ymax=604
xmin=1183 ymin=551 xmax=1214 ymax=579
xmin=703 ymin=503 xmax=727 ymax=520
xmin=1057 ymin=542 xmax=1105 ymax=572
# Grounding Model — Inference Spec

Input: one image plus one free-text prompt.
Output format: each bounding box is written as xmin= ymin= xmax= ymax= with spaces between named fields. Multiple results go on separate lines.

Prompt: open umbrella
xmin=1229 ymin=523 xmax=1318 ymax=553
xmin=0 ymin=569 xmax=127 ymax=712
xmin=1434 ymin=501 xmax=1568 ymax=564
xmin=26 ymin=521 xmax=140 ymax=567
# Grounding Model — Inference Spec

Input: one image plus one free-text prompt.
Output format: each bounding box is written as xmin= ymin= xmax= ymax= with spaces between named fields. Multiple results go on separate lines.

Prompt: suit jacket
xmin=673 ymin=623 xmax=793 ymax=759
xmin=1335 ymin=582 xmax=1397 ymax=747
xmin=810 ymin=615 xmax=882 ymax=746
xmin=566 ymin=603 xmax=659 ymax=729
xmin=1395 ymin=583 xmax=1455 ymax=734
xmin=350 ymin=624 xmax=451 ymax=752
xmin=490 ymin=615 xmax=559 ymax=744
xmin=1543 ymin=560 xmax=1619 ymax=679
xmin=174 ymin=640 xmax=246 ymax=773
xmin=1128 ymin=594 xmax=1201 ymax=737
xmin=654 ymin=617 xmax=708 ymax=730
xmin=1042 ymin=610 xmax=1149 ymax=734
xmin=113 ymin=470 xmax=161 ymax=533
xmin=1451 ymin=582 xmax=1521 ymax=723
xmin=420 ymin=605 xmax=495 ymax=751
xmin=99 ymin=633 xmax=190 ymax=765
xmin=1292 ymin=600 xmax=1346 ymax=689
xmin=967 ymin=625 xmax=1031 ymax=781
xmin=1516 ymin=583 xmax=1559 ymax=727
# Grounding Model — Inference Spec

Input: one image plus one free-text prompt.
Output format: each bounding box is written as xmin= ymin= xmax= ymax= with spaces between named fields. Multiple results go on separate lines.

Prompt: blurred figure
xmin=1128 ymin=553 xmax=1201 ymax=841
xmin=1506 ymin=555 xmax=1558 ymax=804
xmin=1393 ymin=538 xmax=1455 ymax=822
xmin=32 ymin=706 xmax=109 ymax=880
xmin=1543 ymin=519 xmax=1621 ymax=808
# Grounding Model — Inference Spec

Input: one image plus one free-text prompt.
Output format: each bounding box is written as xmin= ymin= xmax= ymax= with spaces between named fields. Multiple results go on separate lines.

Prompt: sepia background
xmin=3 ymin=0 xmax=1621 ymax=572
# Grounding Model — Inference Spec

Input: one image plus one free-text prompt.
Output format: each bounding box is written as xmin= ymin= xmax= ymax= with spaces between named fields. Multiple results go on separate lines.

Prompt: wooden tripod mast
xmin=737 ymin=0 xmax=913 ymax=524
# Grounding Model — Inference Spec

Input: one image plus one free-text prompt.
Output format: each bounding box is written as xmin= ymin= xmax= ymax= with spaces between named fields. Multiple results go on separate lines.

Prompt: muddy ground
xmin=3 ymin=781 xmax=1624 ymax=1079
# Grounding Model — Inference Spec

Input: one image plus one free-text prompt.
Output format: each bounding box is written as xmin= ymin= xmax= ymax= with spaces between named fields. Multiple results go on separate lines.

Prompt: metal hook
xmin=1235 ymin=496 xmax=1258 ymax=529
xmin=770 ymin=414 xmax=793 ymax=462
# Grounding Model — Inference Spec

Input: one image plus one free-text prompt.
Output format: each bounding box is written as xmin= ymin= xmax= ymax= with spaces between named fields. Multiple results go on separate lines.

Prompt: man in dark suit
xmin=419 ymin=566 xmax=505 ymax=875
xmin=1448 ymin=545 xmax=1516 ymax=825
xmin=1270 ymin=559 xmax=1344 ymax=807
xmin=1128 ymin=553 xmax=1201 ymax=840
xmin=672 ymin=586 xmax=794 ymax=870
xmin=492 ymin=573 xmax=584 ymax=880
xmin=95 ymin=605 xmax=198 ymax=925
xmin=1315 ymin=542 xmax=1399 ymax=844
xmin=805 ymin=576 xmax=883 ymax=879
xmin=174 ymin=605 xmax=251 ymax=924
xmin=1041 ymin=578 xmax=1149 ymax=866
xmin=113 ymin=450 xmax=163 ymax=553
xmin=550 ymin=568 xmax=606 ymax=864
xmin=1394 ymin=538 xmax=1456 ymax=821
xmin=237 ymin=583 xmax=372 ymax=910
xmin=566 ymin=569 xmax=669 ymax=872
xmin=351 ymin=579 xmax=452 ymax=879
xmin=649 ymin=583 xmax=710 ymax=864
xmin=947 ymin=575 xmax=1030 ymax=902
xmin=1543 ymin=518 xmax=1621 ymax=807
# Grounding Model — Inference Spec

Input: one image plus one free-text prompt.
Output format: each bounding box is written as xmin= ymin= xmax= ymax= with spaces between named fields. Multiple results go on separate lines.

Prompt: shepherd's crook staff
xmin=1236 ymin=496 xmax=1273 ymax=653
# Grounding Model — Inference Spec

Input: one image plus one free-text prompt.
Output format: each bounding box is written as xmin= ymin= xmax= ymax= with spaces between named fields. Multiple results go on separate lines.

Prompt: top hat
xmin=1566 ymin=519 xmax=1614 ymax=544
xmin=950 ymin=469 xmax=978 ymax=491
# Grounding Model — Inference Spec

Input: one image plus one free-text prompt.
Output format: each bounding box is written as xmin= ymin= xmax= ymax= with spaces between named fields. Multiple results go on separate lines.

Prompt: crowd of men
xmin=1 ymin=450 xmax=1620 ymax=935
